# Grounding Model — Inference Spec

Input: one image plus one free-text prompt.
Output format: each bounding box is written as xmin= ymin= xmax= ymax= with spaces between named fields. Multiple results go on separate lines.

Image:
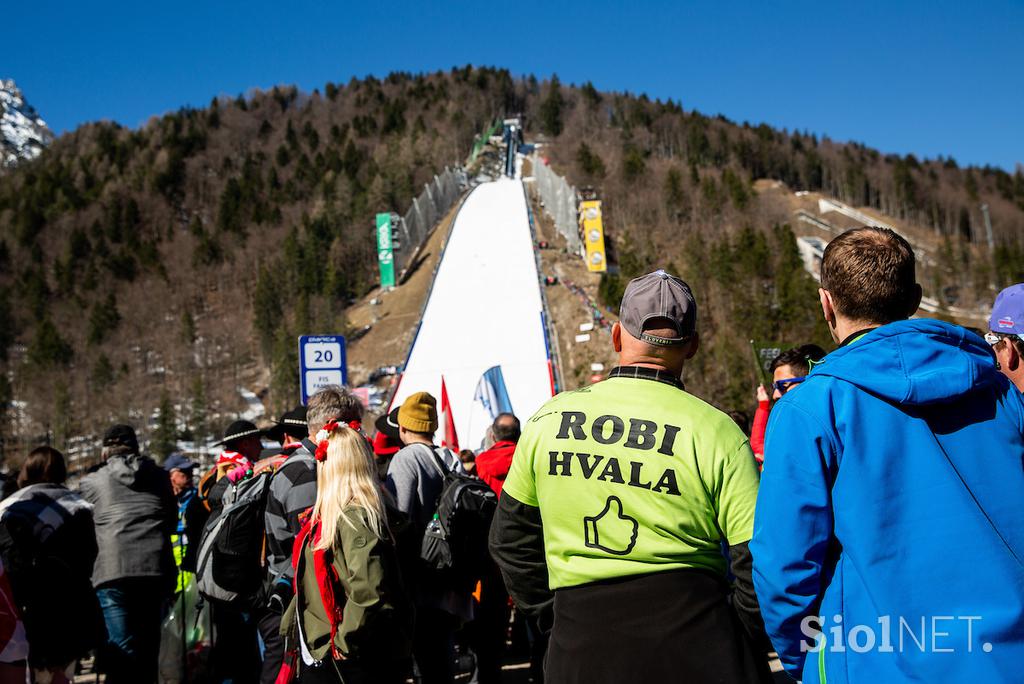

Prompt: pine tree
xmin=576 ymin=143 xmax=605 ymax=178
xmin=181 ymin=309 xmax=197 ymax=345
xmin=770 ymin=223 xmax=825 ymax=332
xmin=965 ymin=170 xmax=979 ymax=202
xmin=253 ymin=265 xmax=283 ymax=360
xmin=722 ymin=169 xmax=750 ymax=210
xmin=152 ymin=391 xmax=177 ymax=461
xmin=88 ymin=293 xmax=121 ymax=345
xmin=539 ymin=75 xmax=564 ymax=137
xmin=192 ymin=228 xmax=223 ymax=266
xmin=597 ymin=274 xmax=625 ymax=311
xmin=275 ymin=144 xmax=291 ymax=167
xmin=188 ymin=377 xmax=208 ymax=448
xmin=286 ymin=120 xmax=299 ymax=150
xmin=30 ymin=319 xmax=73 ymax=367
xmin=302 ymin=121 xmax=320 ymax=151
xmin=664 ymin=167 xmax=686 ymax=212
xmin=295 ymin=291 xmax=311 ymax=336
xmin=622 ymin=147 xmax=646 ymax=182
xmin=216 ymin=178 xmax=245 ymax=234
xmin=270 ymin=327 xmax=299 ymax=415
xmin=91 ymin=353 xmax=115 ymax=386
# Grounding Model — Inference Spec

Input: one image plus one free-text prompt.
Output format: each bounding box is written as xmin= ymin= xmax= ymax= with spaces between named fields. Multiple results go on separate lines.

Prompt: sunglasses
xmin=773 ymin=377 xmax=806 ymax=394
xmin=985 ymin=332 xmax=1006 ymax=346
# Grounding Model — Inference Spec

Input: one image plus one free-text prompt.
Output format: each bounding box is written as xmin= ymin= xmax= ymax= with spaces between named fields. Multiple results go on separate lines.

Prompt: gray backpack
xmin=195 ymin=470 xmax=273 ymax=604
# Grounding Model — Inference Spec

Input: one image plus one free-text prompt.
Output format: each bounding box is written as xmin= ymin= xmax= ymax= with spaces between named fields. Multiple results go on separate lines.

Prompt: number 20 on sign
xmin=298 ymin=335 xmax=348 ymax=404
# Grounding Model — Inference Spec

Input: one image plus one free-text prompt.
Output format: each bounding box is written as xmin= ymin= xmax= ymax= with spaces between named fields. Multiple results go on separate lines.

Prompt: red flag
xmin=441 ymin=376 xmax=460 ymax=453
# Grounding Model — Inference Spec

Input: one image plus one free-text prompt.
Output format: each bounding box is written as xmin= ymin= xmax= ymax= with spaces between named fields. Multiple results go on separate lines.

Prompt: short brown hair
xmin=820 ymin=227 xmax=918 ymax=324
xmin=18 ymin=446 xmax=67 ymax=488
xmin=307 ymin=385 xmax=363 ymax=436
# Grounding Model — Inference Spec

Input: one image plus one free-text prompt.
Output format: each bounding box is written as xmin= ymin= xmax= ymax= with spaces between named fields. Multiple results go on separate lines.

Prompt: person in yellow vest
xmin=163 ymin=454 xmax=207 ymax=592
xmin=490 ymin=270 xmax=772 ymax=684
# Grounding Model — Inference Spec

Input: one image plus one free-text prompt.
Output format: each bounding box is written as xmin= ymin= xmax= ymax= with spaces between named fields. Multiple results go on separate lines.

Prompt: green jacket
xmin=281 ymin=505 xmax=412 ymax=662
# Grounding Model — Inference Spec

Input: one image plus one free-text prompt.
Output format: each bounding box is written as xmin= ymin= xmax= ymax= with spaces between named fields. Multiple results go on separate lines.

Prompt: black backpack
xmin=419 ymin=446 xmax=498 ymax=591
xmin=195 ymin=470 xmax=273 ymax=604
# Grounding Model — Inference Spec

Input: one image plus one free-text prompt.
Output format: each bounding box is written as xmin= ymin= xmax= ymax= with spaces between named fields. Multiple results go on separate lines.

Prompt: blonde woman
xmin=281 ymin=423 xmax=412 ymax=684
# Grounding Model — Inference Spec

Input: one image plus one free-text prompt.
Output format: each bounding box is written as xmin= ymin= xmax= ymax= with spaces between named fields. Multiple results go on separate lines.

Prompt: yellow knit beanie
xmin=398 ymin=391 xmax=438 ymax=434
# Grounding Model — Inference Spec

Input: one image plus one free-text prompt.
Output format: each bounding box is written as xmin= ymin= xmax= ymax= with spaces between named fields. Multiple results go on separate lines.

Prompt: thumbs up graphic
xmin=583 ymin=495 xmax=639 ymax=555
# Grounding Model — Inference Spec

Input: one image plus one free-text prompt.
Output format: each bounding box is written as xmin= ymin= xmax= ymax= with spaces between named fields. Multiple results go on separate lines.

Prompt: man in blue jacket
xmin=751 ymin=226 xmax=1024 ymax=683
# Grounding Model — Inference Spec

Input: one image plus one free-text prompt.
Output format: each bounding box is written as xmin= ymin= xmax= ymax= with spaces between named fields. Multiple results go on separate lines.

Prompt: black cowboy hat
xmin=215 ymin=419 xmax=263 ymax=447
xmin=374 ymin=407 xmax=401 ymax=442
xmin=264 ymin=405 xmax=308 ymax=443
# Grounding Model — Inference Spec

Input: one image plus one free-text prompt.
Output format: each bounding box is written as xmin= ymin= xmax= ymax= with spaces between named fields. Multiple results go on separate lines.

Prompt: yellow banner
xmin=579 ymin=200 xmax=607 ymax=273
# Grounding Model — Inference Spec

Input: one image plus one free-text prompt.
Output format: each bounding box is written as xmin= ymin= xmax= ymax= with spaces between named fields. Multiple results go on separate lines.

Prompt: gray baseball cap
xmin=619 ymin=270 xmax=697 ymax=346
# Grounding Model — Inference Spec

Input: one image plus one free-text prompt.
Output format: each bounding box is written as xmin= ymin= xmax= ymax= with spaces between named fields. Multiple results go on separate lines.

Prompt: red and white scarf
xmin=216 ymin=450 xmax=252 ymax=470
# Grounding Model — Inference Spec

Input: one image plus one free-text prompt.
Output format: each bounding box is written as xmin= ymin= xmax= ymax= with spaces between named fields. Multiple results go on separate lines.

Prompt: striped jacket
xmin=264 ymin=441 xmax=318 ymax=585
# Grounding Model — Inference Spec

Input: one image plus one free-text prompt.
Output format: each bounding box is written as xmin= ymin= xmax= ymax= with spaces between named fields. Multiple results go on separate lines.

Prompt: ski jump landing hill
xmin=390 ymin=177 xmax=555 ymax=450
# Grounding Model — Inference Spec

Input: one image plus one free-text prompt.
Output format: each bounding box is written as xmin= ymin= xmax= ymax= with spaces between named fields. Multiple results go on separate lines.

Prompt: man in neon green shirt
xmin=490 ymin=270 xmax=771 ymax=684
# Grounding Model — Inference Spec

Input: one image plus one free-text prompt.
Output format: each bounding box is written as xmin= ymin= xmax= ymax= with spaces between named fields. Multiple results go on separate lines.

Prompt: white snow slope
xmin=390 ymin=178 xmax=553 ymax=449
xmin=1 ymin=79 xmax=53 ymax=168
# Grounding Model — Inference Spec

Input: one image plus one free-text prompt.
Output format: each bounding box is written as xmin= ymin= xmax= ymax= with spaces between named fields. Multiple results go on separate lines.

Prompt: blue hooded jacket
xmin=752 ymin=319 xmax=1024 ymax=683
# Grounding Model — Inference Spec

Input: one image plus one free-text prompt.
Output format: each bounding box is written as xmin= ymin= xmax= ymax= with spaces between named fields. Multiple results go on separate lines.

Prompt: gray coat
xmin=79 ymin=450 xmax=177 ymax=589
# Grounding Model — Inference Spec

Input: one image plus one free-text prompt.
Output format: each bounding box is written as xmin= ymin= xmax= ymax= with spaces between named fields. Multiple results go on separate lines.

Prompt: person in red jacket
xmin=474 ymin=413 xmax=520 ymax=497
xmin=750 ymin=344 xmax=826 ymax=467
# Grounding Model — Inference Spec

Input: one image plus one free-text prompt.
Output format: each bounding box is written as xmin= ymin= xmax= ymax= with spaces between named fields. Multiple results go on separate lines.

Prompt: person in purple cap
xmin=987 ymin=283 xmax=1024 ymax=392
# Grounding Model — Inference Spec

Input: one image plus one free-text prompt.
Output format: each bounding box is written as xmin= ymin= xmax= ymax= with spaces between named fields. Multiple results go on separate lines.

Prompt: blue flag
xmin=472 ymin=365 xmax=513 ymax=421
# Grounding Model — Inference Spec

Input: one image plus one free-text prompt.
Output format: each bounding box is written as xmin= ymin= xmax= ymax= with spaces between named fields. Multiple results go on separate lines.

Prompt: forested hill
xmin=530 ymin=76 xmax=1024 ymax=408
xmin=1 ymin=66 xmax=1022 ymax=460
xmin=0 ymin=68 xmax=514 ymax=456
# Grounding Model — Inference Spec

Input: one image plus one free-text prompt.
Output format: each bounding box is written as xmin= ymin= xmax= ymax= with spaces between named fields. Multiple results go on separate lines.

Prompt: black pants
xmin=468 ymin=566 xmax=511 ymax=684
xmin=413 ymin=606 xmax=457 ymax=684
xmin=526 ymin=615 xmax=548 ymax=684
xmin=256 ymin=607 xmax=285 ymax=684
xmin=209 ymin=600 xmax=261 ymax=683
xmin=545 ymin=570 xmax=773 ymax=684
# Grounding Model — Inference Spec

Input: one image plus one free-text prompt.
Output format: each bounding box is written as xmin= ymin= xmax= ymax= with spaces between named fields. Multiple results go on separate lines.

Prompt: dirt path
xmin=344 ymin=201 xmax=462 ymax=388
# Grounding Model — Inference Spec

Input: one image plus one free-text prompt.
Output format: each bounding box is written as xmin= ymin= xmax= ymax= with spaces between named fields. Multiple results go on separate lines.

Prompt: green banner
xmin=468 ymin=118 xmax=503 ymax=164
xmin=749 ymin=339 xmax=782 ymax=387
xmin=376 ymin=213 xmax=395 ymax=288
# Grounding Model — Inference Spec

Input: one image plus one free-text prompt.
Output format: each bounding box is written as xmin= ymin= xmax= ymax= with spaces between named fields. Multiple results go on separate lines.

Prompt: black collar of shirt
xmin=839 ymin=327 xmax=879 ymax=348
xmin=607 ymin=365 xmax=685 ymax=391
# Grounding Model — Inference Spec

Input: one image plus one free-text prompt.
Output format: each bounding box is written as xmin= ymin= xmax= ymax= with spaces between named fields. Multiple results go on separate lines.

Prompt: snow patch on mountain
xmin=1 ymin=79 xmax=54 ymax=168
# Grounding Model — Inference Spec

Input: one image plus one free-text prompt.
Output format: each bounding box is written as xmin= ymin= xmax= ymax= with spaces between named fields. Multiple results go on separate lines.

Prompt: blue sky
xmin=4 ymin=1 xmax=1022 ymax=170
